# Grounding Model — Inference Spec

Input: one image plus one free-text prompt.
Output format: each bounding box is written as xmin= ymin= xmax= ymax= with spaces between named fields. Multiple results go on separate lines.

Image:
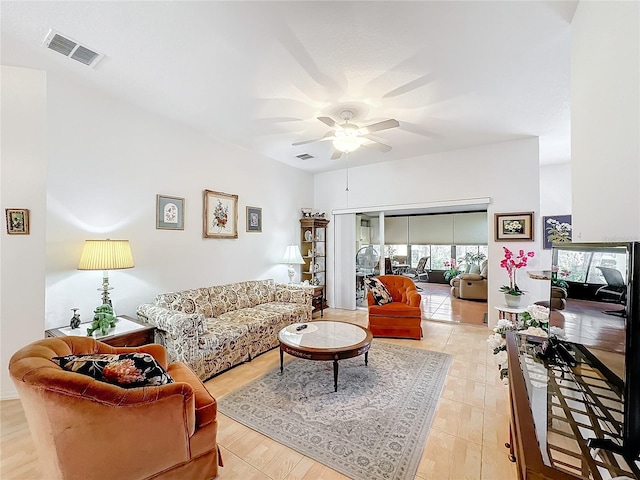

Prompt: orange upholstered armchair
xmin=367 ymin=275 xmax=423 ymax=339
xmin=8 ymin=336 xmax=220 ymax=480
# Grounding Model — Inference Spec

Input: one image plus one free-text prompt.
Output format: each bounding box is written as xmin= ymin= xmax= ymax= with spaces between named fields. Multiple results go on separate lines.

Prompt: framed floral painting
xmin=156 ymin=195 xmax=184 ymax=230
xmin=246 ymin=206 xmax=262 ymax=233
xmin=494 ymin=212 xmax=534 ymax=241
xmin=542 ymin=215 xmax=572 ymax=249
xmin=203 ymin=190 xmax=238 ymax=238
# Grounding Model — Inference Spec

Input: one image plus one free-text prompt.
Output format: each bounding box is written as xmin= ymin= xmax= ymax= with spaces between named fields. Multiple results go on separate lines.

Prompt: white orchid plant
xmin=488 ymin=304 xmax=566 ymax=383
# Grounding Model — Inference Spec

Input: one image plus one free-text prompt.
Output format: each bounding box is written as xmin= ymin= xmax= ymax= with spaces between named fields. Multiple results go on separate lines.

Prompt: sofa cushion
xmin=364 ymin=277 xmax=393 ymax=305
xmin=52 ymin=353 xmax=174 ymax=388
xmin=154 ymin=288 xmax=212 ymax=330
xmin=209 ymin=283 xmax=251 ymax=316
xmin=369 ymin=302 xmax=421 ymax=317
xmin=245 ymin=279 xmax=276 ymax=307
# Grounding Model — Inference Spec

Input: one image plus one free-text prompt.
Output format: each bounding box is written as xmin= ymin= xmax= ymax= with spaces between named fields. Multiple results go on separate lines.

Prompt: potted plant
xmin=443 ymin=259 xmax=461 ymax=282
xmin=499 ymin=247 xmax=535 ymax=307
xmin=463 ymin=252 xmax=487 ymax=273
xmin=551 ymin=265 xmax=570 ymax=290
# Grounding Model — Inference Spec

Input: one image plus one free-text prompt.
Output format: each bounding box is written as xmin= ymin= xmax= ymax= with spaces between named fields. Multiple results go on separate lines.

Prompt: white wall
xmin=0 ymin=68 xmax=314 ymax=399
xmin=538 ymin=162 xmax=572 ymax=270
xmin=1 ymin=66 xmax=47 ymax=398
xmin=571 ymin=1 xmax=640 ymax=242
xmin=315 ymin=138 xmax=546 ymax=326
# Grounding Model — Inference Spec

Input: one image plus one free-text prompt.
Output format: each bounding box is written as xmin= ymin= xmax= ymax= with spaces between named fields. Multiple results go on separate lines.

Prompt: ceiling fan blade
xmin=317 ymin=116 xmax=338 ymax=128
xmin=331 ymin=149 xmax=343 ymax=160
xmin=359 ymin=119 xmax=399 ymax=135
xmin=362 ymin=139 xmax=392 ymax=153
xmin=292 ymin=132 xmax=334 ymax=146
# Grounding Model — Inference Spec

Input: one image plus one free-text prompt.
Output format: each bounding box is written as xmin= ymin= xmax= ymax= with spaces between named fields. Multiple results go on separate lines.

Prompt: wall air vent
xmin=43 ymin=29 xmax=104 ymax=68
xmin=296 ymin=153 xmax=314 ymax=160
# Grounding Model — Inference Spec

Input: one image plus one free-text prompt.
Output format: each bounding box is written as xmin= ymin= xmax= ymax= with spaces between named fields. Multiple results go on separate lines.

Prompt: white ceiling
xmin=1 ymin=1 xmax=577 ymax=174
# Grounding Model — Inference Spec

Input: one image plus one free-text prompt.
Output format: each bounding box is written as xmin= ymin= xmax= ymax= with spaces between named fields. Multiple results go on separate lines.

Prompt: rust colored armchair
xmin=8 ymin=336 xmax=220 ymax=480
xmin=367 ymin=275 xmax=423 ymax=339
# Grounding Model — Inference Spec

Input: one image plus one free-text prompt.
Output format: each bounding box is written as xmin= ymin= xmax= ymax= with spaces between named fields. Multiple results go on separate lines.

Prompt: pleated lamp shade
xmin=78 ymin=240 xmax=135 ymax=270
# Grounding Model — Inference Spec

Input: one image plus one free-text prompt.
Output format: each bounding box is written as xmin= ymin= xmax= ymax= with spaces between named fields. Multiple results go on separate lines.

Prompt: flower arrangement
xmin=551 ymin=265 xmax=570 ymax=290
xmin=499 ymin=247 xmax=535 ymax=296
xmin=545 ymin=217 xmax=572 ymax=244
xmin=211 ymin=200 xmax=229 ymax=232
xmin=443 ymin=259 xmax=461 ymax=281
xmin=487 ymin=304 xmax=565 ymax=382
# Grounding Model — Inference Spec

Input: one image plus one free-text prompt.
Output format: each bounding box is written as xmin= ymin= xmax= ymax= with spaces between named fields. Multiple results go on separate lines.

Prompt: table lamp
xmin=78 ymin=239 xmax=134 ymax=307
xmin=282 ymin=244 xmax=304 ymax=284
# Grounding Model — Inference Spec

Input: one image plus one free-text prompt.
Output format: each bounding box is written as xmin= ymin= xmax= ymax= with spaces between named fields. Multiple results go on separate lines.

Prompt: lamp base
xmin=288 ymin=264 xmax=295 ymax=284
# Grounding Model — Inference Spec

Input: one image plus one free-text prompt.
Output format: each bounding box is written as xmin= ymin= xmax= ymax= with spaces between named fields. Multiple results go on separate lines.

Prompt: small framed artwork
xmin=5 ymin=208 xmax=30 ymax=235
xmin=156 ymin=195 xmax=185 ymax=230
xmin=246 ymin=206 xmax=262 ymax=233
xmin=495 ymin=212 xmax=534 ymax=241
xmin=203 ymin=190 xmax=238 ymax=239
xmin=543 ymin=215 xmax=572 ymax=249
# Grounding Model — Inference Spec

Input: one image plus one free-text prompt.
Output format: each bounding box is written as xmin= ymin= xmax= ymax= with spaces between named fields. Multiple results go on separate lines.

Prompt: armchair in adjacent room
xmin=366 ymin=275 xmax=423 ymax=339
xmin=596 ymin=266 xmax=627 ymax=304
xmin=8 ymin=336 xmax=221 ymax=480
xmin=403 ymin=256 xmax=430 ymax=282
xmin=450 ymin=259 xmax=488 ymax=301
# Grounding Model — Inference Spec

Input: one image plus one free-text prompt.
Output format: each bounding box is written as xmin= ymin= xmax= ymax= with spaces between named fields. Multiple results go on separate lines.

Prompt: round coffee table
xmin=278 ymin=321 xmax=373 ymax=392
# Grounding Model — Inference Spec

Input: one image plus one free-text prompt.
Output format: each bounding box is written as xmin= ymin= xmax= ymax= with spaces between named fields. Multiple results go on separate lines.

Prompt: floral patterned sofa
xmin=136 ymin=279 xmax=312 ymax=381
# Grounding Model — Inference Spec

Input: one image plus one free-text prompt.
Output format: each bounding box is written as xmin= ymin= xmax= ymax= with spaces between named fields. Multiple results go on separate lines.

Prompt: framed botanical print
xmin=246 ymin=206 xmax=262 ymax=233
xmin=495 ymin=212 xmax=534 ymax=241
xmin=156 ymin=195 xmax=185 ymax=230
xmin=5 ymin=208 xmax=30 ymax=235
xmin=203 ymin=190 xmax=238 ymax=238
xmin=542 ymin=215 xmax=572 ymax=249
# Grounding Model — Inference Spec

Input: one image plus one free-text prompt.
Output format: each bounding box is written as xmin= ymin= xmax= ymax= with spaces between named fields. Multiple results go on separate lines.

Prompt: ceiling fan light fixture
xmin=333 ymin=136 xmax=362 ymax=153
xmin=332 ymin=127 xmax=363 ymax=153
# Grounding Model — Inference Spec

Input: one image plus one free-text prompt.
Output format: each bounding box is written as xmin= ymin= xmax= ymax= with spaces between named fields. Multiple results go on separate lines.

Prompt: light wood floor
xmin=1 ymin=306 xmax=516 ymax=480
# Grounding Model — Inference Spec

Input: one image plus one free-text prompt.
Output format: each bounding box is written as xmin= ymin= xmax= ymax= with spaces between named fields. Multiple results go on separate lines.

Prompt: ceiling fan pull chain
xmin=345 ymin=152 xmax=350 ymax=192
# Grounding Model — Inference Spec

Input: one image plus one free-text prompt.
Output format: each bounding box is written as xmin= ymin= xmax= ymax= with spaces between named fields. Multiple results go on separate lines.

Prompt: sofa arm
xmin=275 ymin=283 xmax=313 ymax=306
xmin=136 ymin=304 xmax=203 ymax=365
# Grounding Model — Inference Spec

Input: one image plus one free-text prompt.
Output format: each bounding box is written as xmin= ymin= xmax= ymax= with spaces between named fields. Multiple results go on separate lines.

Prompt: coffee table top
xmin=279 ymin=321 xmax=371 ymax=352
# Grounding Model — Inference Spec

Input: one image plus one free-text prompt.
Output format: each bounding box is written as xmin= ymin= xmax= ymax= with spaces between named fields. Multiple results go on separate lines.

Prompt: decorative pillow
xmin=51 ymin=353 xmax=174 ymax=389
xmin=364 ymin=277 xmax=393 ymax=305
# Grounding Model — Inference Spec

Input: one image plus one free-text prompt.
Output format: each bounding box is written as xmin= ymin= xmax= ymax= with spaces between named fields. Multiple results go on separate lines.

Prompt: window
xmin=556 ymin=249 xmax=628 ymax=284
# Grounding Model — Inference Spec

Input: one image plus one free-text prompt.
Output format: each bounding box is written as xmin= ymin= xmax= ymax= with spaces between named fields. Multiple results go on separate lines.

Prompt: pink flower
xmin=500 ymin=246 xmax=535 ymax=293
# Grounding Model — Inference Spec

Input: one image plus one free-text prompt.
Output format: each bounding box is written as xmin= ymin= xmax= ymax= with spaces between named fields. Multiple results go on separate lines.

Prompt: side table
xmin=311 ymin=285 xmax=324 ymax=317
xmin=45 ymin=315 xmax=155 ymax=347
xmin=494 ymin=306 xmax=527 ymax=322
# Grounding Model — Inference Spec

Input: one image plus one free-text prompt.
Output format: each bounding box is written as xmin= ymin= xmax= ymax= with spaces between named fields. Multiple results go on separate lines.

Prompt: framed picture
xmin=543 ymin=215 xmax=572 ymax=249
xmin=246 ymin=206 xmax=262 ymax=233
xmin=5 ymin=208 xmax=30 ymax=235
xmin=495 ymin=212 xmax=534 ymax=241
xmin=203 ymin=190 xmax=238 ymax=238
xmin=156 ymin=195 xmax=185 ymax=230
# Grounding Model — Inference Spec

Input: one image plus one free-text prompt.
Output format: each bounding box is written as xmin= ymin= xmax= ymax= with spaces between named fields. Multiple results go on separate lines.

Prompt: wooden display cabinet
xmin=300 ymin=217 xmax=329 ymax=312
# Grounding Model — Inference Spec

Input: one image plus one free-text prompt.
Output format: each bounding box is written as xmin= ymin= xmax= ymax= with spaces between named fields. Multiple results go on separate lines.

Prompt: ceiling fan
xmin=293 ymin=110 xmax=399 ymax=159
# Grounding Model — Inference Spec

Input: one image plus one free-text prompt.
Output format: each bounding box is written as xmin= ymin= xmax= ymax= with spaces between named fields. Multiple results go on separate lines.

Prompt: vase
xmin=504 ymin=293 xmax=522 ymax=307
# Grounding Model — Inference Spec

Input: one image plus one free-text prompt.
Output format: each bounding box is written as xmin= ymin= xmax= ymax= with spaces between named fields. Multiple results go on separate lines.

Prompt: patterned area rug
xmin=217 ymin=341 xmax=452 ymax=480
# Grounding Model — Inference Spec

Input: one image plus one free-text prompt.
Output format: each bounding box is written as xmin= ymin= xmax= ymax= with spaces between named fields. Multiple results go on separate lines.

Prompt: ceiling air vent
xmin=43 ymin=29 xmax=104 ymax=68
xmin=296 ymin=153 xmax=314 ymax=160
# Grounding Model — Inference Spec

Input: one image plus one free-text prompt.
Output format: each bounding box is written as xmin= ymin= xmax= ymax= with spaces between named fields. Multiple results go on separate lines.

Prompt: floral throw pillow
xmin=52 ymin=353 xmax=174 ymax=389
xmin=364 ymin=277 xmax=393 ymax=305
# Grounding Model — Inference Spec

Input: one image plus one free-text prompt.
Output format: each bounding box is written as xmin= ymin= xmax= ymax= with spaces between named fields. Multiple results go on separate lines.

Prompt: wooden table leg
xmin=280 ymin=347 xmax=284 ymax=374
xmin=365 ymin=351 xmax=369 ymax=366
xmin=333 ymin=360 xmax=338 ymax=392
